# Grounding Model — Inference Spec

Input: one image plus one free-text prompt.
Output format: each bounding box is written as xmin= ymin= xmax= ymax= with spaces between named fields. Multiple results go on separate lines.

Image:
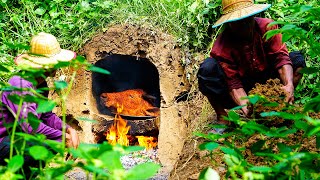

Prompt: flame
xmin=136 ymin=136 xmax=158 ymax=150
xmin=104 ymin=98 xmax=158 ymax=150
xmin=105 ymin=104 xmax=130 ymax=146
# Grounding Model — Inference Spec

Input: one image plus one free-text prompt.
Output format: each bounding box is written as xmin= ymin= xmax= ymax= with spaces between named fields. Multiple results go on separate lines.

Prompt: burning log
xmin=104 ymin=104 xmax=158 ymax=149
xmin=100 ymin=89 xmax=160 ymax=117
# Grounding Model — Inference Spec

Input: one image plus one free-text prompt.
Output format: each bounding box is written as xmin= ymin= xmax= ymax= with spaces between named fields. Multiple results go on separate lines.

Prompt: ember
xmin=100 ymin=89 xmax=160 ymax=117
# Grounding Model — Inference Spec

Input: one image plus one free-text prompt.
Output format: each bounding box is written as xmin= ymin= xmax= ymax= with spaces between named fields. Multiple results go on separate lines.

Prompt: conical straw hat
xmin=213 ymin=0 xmax=271 ymax=28
xmin=15 ymin=32 xmax=76 ymax=69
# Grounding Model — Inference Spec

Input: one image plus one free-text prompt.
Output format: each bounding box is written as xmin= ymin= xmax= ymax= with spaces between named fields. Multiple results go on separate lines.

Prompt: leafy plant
xmin=0 ymin=44 xmax=159 ymax=179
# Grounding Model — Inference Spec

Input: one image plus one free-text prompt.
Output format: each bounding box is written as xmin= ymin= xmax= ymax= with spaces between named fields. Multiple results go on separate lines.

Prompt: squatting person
xmin=0 ymin=32 xmax=80 ymax=177
xmin=197 ymin=0 xmax=306 ymax=133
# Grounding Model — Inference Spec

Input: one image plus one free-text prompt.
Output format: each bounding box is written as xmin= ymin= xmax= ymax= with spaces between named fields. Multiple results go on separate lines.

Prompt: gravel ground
xmin=65 ymin=149 xmax=168 ymax=180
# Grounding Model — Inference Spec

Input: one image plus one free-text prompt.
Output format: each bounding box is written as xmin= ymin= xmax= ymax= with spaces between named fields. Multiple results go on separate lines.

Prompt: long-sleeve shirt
xmin=210 ymin=17 xmax=292 ymax=90
xmin=0 ymin=76 xmax=67 ymax=142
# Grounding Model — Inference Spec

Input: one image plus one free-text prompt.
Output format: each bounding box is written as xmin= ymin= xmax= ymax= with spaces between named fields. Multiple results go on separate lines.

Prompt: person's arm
xmin=41 ymin=112 xmax=79 ymax=148
xmin=3 ymin=76 xmax=63 ymax=141
xmin=40 ymin=112 xmax=70 ymax=130
xmin=264 ymin=21 xmax=294 ymax=103
xmin=230 ymin=88 xmax=249 ymax=116
xmin=278 ymin=64 xmax=294 ymax=103
xmin=217 ymin=58 xmax=250 ymax=115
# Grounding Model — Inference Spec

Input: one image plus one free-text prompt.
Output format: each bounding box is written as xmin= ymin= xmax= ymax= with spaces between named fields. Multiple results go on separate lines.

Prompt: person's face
xmin=228 ymin=16 xmax=255 ymax=40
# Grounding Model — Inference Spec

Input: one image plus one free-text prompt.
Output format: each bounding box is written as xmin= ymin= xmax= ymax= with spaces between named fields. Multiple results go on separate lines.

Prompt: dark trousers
xmin=0 ymin=136 xmax=43 ymax=178
xmin=197 ymin=51 xmax=306 ymax=109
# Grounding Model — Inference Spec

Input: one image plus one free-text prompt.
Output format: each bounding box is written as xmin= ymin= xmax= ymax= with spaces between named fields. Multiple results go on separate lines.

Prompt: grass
xmin=0 ymin=0 xmax=221 ymax=63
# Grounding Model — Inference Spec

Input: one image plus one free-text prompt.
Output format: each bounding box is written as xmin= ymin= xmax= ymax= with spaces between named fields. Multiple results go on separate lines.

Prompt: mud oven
xmin=52 ymin=24 xmax=190 ymax=170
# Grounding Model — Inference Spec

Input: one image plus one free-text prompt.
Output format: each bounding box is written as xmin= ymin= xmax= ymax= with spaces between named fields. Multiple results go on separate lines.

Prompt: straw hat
xmin=15 ymin=32 xmax=76 ymax=69
xmin=212 ymin=0 xmax=271 ymax=28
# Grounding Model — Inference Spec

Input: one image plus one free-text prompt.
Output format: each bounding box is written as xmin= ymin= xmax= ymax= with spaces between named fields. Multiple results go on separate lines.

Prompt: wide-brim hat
xmin=213 ymin=0 xmax=271 ymax=28
xmin=15 ymin=32 xmax=76 ymax=69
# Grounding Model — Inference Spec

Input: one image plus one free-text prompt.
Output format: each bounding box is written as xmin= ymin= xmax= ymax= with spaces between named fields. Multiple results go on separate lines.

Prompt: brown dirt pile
xmin=247 ymin=79 xmax=301 ymax=126
xmin=248 ymin=79 xmax=288 ymax=114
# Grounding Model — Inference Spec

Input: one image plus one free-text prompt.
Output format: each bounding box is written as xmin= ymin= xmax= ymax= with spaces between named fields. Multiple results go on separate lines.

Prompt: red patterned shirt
xmin=210 ymin=17 xmax=292 ymax=90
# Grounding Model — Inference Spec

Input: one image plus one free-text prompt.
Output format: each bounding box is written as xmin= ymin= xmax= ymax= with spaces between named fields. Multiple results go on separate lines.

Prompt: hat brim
xmin=212 ymin=4 xmax=271 ymax=28
xmin=15 ymin=49 xmax=76 ymax=69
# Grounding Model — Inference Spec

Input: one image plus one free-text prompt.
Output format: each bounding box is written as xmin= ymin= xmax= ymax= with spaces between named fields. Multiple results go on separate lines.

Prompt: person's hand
xmin=66 ymin=127 xmax=80 ymax=149
xmin=281 ymin=83 xmax=294 ymax=104
xmin=242 ymin=106 xmax=250 ymax=117
xmin=66 ymin=133 xmax=73 ymax=148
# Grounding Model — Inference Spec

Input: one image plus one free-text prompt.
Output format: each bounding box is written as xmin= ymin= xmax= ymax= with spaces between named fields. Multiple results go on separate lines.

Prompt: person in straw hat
xmin=0 ymin=32 xmax=79 ymax=176
xmin=197 ymin=0 xmax=306 ymax=133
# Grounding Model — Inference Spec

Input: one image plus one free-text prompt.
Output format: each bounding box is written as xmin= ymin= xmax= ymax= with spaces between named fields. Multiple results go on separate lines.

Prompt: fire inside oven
xmin=92 ymin=54 xmax=160 ymax=148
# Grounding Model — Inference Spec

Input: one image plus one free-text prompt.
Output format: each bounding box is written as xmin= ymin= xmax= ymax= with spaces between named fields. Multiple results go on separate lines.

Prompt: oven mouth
xmin=92 ymin=54 xmax=161 ymax=119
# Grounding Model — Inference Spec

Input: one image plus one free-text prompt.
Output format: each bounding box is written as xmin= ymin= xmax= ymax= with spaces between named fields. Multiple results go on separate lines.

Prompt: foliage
xmin=196 ymin=96 xmax=320 ymax=179
xmin=112 ymin=0 xmax=222 ymax=50
xmin=197 ymin=2 xmax=320 ymax=177
xmin=0 ymin=0 xmax=116 ymax=68
xmin=0 ymin=49 xmax=160 ymax=179
xmin=265 ymin=0 xmax=320 ymax=102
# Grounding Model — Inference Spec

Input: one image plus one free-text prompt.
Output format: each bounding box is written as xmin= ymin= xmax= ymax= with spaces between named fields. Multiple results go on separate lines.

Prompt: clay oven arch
xmin=53 ymin=24 xmax=191 ymax=173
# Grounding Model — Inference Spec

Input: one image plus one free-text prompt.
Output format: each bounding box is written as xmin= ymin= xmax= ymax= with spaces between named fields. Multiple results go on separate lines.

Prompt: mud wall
xmin=51 ymin=24 xmax=192 ymax=173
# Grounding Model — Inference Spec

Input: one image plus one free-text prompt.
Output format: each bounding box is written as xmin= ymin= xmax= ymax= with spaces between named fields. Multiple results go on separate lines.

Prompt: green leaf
xmin=88 ymin=65 xmax=110 ymax=75
xmin=264 ymin=29 xmax=281 ymax=40
xmin=76 ymin=117 xmax=97 ymax=123
xmin=75 ymin=55 xmax=86 ymax=63
xmin=277 ymin=143 xmax=292 ymax=153
xmin=54 ymin=81 xmax=68 ymax=90
xmin=0 ymin=64 xmax=10 ymax=72
xmin=220 ymin=147 xmax=238 ymax=157
xmin=126 ymin=162 xmax=160 ymax=180
xmin=260 ymin=111 xmax=280 ymax=117
xmin=46 ymin=165 xmax=73 ymax=178
xmin=123 ymin=145 xmax=144 ymax=153
xmin=264 ymin=102 xmax=279 ymax=107
xmin=250 ymin=140 xmax=265 ymax=154
xmin=37 ymin=99 xmax=56 ymax=113
xmin=7 ymin=94 xmax=22 ymax=105
xmin=27 ymin=113 xmax=41 ymax=131
xmin=282 ymin=33 xmax=293 ymax=42
xmin=307 ymin=126 xmax=320 ymax=136
xmin=199 ymin=142 xmax=219 ymax=151
xmin=35 ymin=7 xmax=46 ymax=15
xmin=227 ymin=111 xmax=240 ymax=121
xmin=83 ymin=165 xmax=109 ymax=176
xmin=99 ymin=151 xmax=123 ymax=171
xmin=248 ymin=95 xmax=260 ymax=104
xmin=199 ymin=167 xmax=220 ymax=180
xmin=299 ymin=67 xmax=319 ymax=74
xmin=7 ymin=155 xmax=24 ymax=173
xmin=249 ymin=166 xmax=272 ymax=173
xmin=294 ymin=120 xmax=309 ymax=130
xmin=29 ymin=146 xmax=49 ymax=160
xmin=316 ymin=135 xmax=320 ymax=149
xmin=300 ymin=5 xmax=313 ymax=13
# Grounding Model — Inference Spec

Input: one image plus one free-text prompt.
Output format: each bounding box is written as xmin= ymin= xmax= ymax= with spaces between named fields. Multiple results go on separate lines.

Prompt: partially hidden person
xmin=0 ymin=32 xmax=80 ymax=177
xmin=197 ymin=0 xmax=306 ymax=134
